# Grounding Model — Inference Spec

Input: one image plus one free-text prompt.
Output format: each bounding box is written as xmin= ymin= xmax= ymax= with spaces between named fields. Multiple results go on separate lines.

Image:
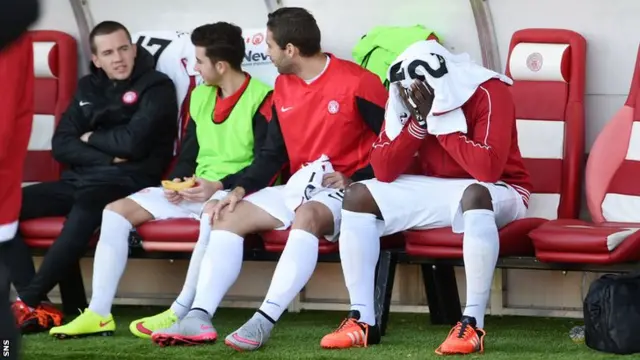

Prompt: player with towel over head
xmin=320 ymin=39 xmax=532 ymax=355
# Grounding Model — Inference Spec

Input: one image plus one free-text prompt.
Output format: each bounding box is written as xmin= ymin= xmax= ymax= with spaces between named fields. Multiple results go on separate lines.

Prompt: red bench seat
xmin=137 ymin=219 xmax=264 ymax=252
xmin=404 ymin=218 xmax=546 ymax=258
xmin=531 ymin=219 xmax=640 ymax=263
xmin=530 ymin=45 xmax=640 ymax=264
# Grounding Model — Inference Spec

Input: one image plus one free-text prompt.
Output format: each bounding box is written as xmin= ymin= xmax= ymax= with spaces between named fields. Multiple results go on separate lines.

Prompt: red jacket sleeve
xmin=436 ymin=82 xmax=515 ymax=183
xmin=0 ymin=36 xmax=31 ymax=157
xmin=370 ymin=117 xmax=425 ymax=183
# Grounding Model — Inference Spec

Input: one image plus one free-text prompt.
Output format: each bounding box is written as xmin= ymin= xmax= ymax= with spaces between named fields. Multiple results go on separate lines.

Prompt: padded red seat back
xmin=505 ymin=29 xmax=586 ymax=220
xmin=586 ymin=46 xmax=640 ymax=223
xmin=23 ymin=31 xmax=77 ymax=185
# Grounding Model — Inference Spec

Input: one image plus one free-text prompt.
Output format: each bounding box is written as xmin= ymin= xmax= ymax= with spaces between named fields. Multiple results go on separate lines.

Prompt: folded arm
xmin=51 ymin=95 xmax=115 ymax=167
xmin=370 ymin=116 xmax=425 ymax=183
xmin=87 ymin=82 xmax=178 ymax=160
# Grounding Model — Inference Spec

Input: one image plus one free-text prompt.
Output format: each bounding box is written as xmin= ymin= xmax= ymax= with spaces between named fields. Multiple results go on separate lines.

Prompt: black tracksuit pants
xmin=0 ymin=180 xmax=137 ymax=308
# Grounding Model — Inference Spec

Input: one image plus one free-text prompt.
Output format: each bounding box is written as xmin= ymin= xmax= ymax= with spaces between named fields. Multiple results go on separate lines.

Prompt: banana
xmin=161 ymin=177 xmax=196 ymax=191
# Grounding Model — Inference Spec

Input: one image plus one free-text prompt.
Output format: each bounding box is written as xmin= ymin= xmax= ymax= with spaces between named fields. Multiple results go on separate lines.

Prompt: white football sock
xmin=339 ymin=210 xmax=380 ymax=326
xmin=170 ymin=214 xmax=212 ymax=319
xmin=88 ymin=210 xmax=132 ymax=317
xmin=461 ymin=209 xmax=499 ymax=329
xmin=259 ymin=229 xmax=318 ymax=321
xmin=190 ymin=230 xmax=244 ymax=316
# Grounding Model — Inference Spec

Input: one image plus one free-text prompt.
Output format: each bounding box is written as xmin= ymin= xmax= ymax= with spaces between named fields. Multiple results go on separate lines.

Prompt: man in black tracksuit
xmin=0 ymin=20 xmax=178 ymax=334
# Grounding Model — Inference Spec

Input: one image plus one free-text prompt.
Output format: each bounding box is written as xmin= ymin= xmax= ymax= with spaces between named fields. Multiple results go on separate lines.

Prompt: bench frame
xmin=375 ymin=249 xmax=640 ymax=332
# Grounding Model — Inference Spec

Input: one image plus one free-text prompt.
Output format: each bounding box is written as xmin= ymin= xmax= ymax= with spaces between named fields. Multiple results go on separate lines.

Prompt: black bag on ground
xmin=584 ymin=272 xmax=640 ymax=354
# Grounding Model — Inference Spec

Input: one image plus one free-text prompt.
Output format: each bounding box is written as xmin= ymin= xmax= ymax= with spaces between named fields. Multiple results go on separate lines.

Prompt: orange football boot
xmin=320 ymin=310 xmax=381 ymax=349
xmin=435 ymin=316 xmax=485 ymax=355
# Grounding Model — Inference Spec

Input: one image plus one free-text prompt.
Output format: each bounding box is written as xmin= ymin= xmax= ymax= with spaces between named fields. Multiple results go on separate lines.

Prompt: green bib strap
xmin=189 ymin=78 xmax=271 ymax=182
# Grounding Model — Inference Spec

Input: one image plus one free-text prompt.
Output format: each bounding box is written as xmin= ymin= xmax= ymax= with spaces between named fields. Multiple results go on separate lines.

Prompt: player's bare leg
xmin=435 ymin=184 xmax=494 ymax=355
xmin=152 ymin=200 xmax=283 ymax=346
xmin=107 ymin=198 xmax=155 ymax=226
xmin=226 ymin=201 xmax=335 ymax=352
xmin=320 ymin=183 xmax=382 ymax=349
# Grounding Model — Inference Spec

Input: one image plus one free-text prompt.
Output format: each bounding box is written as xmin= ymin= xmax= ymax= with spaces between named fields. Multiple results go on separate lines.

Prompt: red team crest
xmin=122 ymin=91 xmax=138 ymax=104
xmin=526 ymin=52 xmax=543 ymax=72
xmin=327 ymin=100 xmax=340 ymax=114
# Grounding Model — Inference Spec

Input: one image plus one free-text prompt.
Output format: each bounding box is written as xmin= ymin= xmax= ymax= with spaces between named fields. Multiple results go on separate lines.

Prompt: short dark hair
xmin=191 ymin=22 xmax=245 ymax=71
xmin=89 ymin=21 xmax=131 ymax=54
xmin=267 ymin=7 xmax=321 ymax=57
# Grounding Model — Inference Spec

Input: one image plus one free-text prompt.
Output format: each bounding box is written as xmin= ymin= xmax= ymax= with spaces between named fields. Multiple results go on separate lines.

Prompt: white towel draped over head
xmin=383 ymin=40 xmax=513 ymax=139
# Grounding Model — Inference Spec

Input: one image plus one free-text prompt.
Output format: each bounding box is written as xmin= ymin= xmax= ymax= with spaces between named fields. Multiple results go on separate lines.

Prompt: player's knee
xmin=292 ymin=203 xmax=331 ymax=237
xmin=211 ymin=209 xmax=237 ymax=230
xmin=105 ymin=198 xmax=128 ymax=215
xmin=342 ymin=183 xmax=379 ymax=216
xmin=460 ymin=184 xmax=493 ymax=212
xmin=202 ymin=200 xmax=217 ymax=218
xmin=105 ymin=198 xmax=145 ymax=224
xmin=211 ymin=207 xmax=248 ymax=236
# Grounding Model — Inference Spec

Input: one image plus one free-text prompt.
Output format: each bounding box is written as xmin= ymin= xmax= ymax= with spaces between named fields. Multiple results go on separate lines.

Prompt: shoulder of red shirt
xmin=431 ymin=78 xmax=511 ymax=117
xmin=269 ymin=53 xmax=387 ymax=118
xmin=462 ymin=78 xmax=512 ymax=113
